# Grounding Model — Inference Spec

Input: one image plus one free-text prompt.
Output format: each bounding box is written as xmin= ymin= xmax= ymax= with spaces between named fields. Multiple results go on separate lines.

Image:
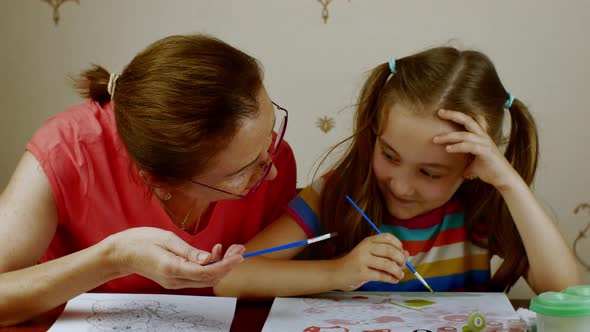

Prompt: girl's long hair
xmin=317 ymin=47 xmax=538 ymax=292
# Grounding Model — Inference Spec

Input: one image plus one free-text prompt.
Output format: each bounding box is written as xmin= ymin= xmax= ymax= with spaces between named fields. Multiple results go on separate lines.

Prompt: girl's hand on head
xmin=433 ymin=109 xmax=520 ymax=191
xmin=104 ymin=227 xmax=245 ymax=289
xmin=333 ymin=233 xmax=409 ymax=291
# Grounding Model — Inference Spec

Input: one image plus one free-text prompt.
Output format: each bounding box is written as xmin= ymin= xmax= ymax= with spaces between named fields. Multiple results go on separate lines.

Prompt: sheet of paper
xmin=263 ymin=292 xmax=519 ymax=332
xmin=48 ymin=293 xmax=237 ymax=332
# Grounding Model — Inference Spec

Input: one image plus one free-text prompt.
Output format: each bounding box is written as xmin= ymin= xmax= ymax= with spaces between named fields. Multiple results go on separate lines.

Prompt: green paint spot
xmin=404 ymin=299 xmax=435 ymax=307
xmin=388 ymin=301 xmax=423 ymax=312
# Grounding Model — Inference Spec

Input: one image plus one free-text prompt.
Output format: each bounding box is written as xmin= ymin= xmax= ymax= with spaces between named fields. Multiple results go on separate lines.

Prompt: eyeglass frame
xmin=189 ymin=101 xmax=288 ymax=198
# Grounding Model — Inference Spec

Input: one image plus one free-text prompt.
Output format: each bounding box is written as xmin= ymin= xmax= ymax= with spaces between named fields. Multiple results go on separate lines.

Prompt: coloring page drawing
xmin=48 ymin=293 xmax=237 ymax=332
xmin=263 ymin=292 xmax=519 ymax=332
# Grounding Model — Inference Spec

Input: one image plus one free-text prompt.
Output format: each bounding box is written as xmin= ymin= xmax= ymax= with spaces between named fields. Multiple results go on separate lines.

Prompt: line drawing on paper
xmin=83 ymin=299 xmax=223 ymax=331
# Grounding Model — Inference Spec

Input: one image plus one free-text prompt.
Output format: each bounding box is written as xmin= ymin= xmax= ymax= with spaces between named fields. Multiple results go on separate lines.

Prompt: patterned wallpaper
xmin=42 ymin=0 xmax=79 ymax=25
xmin=41 ymin=0 xmax=351 ymax=25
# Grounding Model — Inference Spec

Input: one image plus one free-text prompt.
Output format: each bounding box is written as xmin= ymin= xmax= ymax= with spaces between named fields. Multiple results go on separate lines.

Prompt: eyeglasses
xmin=190 ymin=101 xmax=288 ymax=198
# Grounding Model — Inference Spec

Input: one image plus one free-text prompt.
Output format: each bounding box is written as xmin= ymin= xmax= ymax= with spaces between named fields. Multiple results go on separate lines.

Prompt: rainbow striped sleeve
xmin=285 ymin=176 xmax=327 ymax=238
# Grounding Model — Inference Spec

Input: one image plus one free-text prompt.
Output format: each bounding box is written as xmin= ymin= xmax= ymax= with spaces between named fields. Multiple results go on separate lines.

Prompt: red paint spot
xmin=352 ymin=296 xmax=369 ymax=299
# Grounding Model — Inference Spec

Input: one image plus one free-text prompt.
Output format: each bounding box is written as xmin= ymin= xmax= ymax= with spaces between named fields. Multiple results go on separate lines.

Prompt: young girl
xmin=215 ymin=46 xmax=579 ymax=297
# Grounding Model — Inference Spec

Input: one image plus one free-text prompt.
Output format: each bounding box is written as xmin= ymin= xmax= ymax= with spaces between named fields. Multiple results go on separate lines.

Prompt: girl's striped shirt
xmin=285 ymin=175 xmax=491 ymax=292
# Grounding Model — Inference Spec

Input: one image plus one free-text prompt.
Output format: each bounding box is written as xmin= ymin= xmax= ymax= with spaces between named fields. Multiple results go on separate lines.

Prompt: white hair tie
xmin=107 ymin=73 xmax=120 ymax=97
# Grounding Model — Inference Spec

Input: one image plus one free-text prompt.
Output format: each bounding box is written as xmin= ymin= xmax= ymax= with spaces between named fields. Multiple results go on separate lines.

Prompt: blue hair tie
xmin=504 ymin=93 xmax=515 ymax=109
xmin=388 ymin=58 xmax=396 ymax=74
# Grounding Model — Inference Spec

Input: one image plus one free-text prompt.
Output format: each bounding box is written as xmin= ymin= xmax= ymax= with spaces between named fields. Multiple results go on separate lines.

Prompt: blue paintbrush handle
xmin=242 ymin=239 xmax=309 ymax=259
xmin=208 ymin=233 xmax=336 ymax=265
xmin=345 ymin=196 xmax=420 ymax=277
xmin=345 ymin=195 xmax=381 ymax=234
xmin=405 ymin=261 xmax=418 ymax=274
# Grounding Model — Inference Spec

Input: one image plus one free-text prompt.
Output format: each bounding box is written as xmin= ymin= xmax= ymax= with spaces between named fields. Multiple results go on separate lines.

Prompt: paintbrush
xmin=242 ymin=232 xmax=338 ymax=259
xmin=345 ymin=195 xmax=434 ymax=293
xmin=209 ymin=232 xmax=338 ymax=264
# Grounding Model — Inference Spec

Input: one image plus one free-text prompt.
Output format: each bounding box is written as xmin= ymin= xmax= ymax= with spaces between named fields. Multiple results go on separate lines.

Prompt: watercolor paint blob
xmin=405 ymin=299 xmax=436 ymax=307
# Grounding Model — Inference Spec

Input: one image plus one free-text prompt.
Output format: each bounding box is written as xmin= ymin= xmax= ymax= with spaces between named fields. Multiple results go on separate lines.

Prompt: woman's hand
xmin=332 ymin=233 xmax=408 ymax=291
xmin=104 ymin=227 xmax=245 ymax=289
xmin=434 ymin=109 xmax=520 ymax=191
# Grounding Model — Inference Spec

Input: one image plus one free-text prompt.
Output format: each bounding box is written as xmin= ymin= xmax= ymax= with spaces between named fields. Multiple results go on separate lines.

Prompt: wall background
xmin=1 ymin=0 xmax=589 ymax=298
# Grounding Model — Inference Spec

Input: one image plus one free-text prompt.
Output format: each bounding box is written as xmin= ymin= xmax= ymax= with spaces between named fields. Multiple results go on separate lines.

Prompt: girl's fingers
xmin=371 ymin=233 xmax=403 ymax=250
xmin=367 ymin=266 xmax=404 ymax=284
xmin=403 ymin=250 xmax=410 ymax=259
xmin=438 ymin=109 xmax=486 ymax=136
xmin=367 ymin=256 xmax=405 ymax=280
xmin=370 ymin=245 xmax=406 ymax=266
xmin=445 ymin=141 xmax=483 ymax=155
xmin=433 ymin=131 xmax=485 ymax=145
xmin=369 ymin=244 xmax=397 ymax=259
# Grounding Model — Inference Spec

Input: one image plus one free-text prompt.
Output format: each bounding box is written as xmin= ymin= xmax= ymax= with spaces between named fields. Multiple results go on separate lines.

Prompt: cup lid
xmin=530 ymin=285 xmax=590 ymax=317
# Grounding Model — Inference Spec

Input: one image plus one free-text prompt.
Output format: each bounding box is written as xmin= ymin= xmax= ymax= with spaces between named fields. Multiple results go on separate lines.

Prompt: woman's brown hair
xmin=317 ymin=47 xmax=538 ymax=292
xmin=73 ymin=34 xmax=263 ymax=183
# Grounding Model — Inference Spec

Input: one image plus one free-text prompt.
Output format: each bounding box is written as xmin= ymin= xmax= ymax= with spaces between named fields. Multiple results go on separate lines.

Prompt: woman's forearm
xmin=0 ymin=240 xmax=125 ymax=326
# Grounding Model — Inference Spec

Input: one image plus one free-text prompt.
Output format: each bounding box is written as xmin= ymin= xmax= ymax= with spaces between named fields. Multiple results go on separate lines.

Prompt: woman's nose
xmin=265 ymin=162 xmax=278 ymax=181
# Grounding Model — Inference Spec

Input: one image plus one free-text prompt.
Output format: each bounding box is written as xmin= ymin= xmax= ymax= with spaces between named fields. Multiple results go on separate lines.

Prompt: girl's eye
xmin=382 ymin=151 xmax=398 ymax=162
xmin=421 ymin=169 xmax=442 ymax=179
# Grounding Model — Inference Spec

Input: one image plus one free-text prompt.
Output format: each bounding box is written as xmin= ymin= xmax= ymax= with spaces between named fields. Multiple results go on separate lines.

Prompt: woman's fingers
xmin=160 ymin=249 xmax=243 ymax=282
xmin=157 ymin=261 xmax=239 ymax=289
xmin=161 ymin=231 xmax=211 ymax=264
xmin=114 ymin=228 xmax=246 ymax=290
xmin=210 ymin=243 xmax=223 ymax=262
xmin=159 ymin=233 xmax=244 ymax=279
xmin=224 ymin=244 xmax=246 ymax=258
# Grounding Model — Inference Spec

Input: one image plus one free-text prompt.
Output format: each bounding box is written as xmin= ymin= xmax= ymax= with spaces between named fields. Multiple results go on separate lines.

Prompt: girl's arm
xmin=0 ymin=153 xmax=243 ymax=326
xmin=435 ymin=109 xmax=580 ymax=293
xmin=214 ymin=213 xmax=407 ymax=299
xmin=498 ymin=173 xmax=580 ymax=293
